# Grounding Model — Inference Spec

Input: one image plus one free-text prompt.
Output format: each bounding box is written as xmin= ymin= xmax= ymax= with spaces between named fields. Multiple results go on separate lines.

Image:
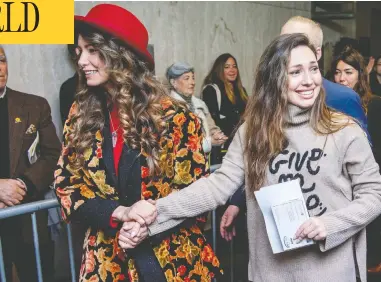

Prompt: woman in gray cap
xmin=167 ymin=62 xmax=228 ymax=153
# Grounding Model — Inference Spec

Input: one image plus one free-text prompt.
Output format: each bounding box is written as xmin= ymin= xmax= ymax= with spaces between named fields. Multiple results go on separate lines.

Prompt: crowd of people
xmin=1 ymin=3 xmax=381 ymax=282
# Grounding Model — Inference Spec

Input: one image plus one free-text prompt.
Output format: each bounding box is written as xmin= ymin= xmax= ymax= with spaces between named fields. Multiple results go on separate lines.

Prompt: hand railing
xmin=0 ymin=199 xmax=76 ymax=282
xmin=0 ymin=163 xmax=239 ymax=282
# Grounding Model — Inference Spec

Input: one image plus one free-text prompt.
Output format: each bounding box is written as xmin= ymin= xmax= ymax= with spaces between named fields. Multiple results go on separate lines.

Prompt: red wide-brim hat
xmin=75 ymin=4 xmax=154 ymax=66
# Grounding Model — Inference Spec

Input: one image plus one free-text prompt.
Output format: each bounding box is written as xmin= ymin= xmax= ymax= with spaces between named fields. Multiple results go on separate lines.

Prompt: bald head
xmin=281 ymin=16 xmax=323 ymax=60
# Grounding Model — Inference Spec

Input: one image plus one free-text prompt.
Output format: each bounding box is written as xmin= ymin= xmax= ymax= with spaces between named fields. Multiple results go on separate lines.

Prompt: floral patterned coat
xmin=55 ymin=98 xmax=222 ymax=282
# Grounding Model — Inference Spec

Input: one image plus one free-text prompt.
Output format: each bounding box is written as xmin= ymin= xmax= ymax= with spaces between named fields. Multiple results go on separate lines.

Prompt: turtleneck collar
xmin=285 ymin=103 xmax=311 ymax=128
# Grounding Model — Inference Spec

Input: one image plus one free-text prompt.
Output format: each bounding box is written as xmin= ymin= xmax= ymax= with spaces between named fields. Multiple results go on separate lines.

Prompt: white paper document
xmin=255 ymin=180 xmax=315 ymax=254
xmin=28 ymin=131 xmax=40 ymax=164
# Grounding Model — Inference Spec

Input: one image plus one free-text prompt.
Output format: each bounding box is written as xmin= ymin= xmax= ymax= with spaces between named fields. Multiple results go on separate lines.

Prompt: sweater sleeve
xmin=319 ymin=124 xmax=381 ymax=252
xmin=202 ymin=136 xmax=212 ymax=153
xmin=148 ymin=124 xmax=246 ymax=235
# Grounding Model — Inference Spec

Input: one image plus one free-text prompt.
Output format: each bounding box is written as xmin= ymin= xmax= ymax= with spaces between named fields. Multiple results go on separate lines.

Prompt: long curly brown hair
xmin=66 ymin=24 xmax=178 ymax=176
xmin=244 ymin=34 xmax=349 ymax=193
xmin=331 ymin=47 xmax=373 ymax=114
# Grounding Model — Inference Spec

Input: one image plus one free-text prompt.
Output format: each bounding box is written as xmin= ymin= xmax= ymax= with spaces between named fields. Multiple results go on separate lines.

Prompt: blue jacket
xmin=229 ymin=78 xmax=370 ymax=208
xmin=323 ymin=78 xmax=369 ymax=139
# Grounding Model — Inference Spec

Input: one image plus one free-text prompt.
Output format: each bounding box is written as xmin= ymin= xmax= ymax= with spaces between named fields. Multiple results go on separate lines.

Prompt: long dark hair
xmin=331 ymin=47 xmax=373 ymax=113
xmin=244 ymin=33 xmax=348 ymax=193
xmin=203 ymin=53 xmax=247 ymax=104
xmin=67 ymin=24 xmax=178 ymax=176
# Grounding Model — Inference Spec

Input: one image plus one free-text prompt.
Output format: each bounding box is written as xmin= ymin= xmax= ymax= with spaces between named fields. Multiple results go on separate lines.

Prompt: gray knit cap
xmin=166 ymin=62 xmax=194 ymax=80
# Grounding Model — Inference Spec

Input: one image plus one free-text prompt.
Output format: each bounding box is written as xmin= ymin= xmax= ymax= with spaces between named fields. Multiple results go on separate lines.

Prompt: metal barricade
xmin=210 ymin=163 xmax=237 ymax=282
xmin=210 ymin=163 xmax=222 ymax=259
xmin=0 ymin=163 xmax=238 ymax=282
xmin=0 ymin=199 xmax=76 ymax=282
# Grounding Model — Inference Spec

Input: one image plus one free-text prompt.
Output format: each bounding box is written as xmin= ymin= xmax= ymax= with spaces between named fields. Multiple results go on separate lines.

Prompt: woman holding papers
xmin=134 ymin=33 xmax=381 ymax=282
xmin=54 ymin=4 xmax=222 ymax=282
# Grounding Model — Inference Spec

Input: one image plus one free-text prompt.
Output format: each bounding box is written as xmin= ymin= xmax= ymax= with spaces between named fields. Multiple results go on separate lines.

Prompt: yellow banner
xmin=0 ymin=0 xmax=74 ymax=44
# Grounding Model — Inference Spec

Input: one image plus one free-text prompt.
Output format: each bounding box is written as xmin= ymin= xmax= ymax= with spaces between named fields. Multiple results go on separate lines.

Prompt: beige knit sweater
xmin=149 ymin=105 xmax=381 ymax=282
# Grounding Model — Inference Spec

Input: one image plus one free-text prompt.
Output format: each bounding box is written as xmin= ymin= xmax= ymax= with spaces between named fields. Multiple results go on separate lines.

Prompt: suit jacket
xmin=3 ymin=88 xmax=61 ymax=243
xmin=55 ymin=98 xmax=222 ymax=281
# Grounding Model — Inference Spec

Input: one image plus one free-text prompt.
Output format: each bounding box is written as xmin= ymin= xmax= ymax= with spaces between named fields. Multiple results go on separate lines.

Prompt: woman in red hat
xmin=54 ymin=4 xmax=222 ymax=282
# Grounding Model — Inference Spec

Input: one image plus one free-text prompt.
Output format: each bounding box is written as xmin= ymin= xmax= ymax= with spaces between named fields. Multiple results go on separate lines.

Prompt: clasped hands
xmin=112 ymin=199 xmax=157 ymax=250
xmin=0 ymin=179 xmax=27 ymax=209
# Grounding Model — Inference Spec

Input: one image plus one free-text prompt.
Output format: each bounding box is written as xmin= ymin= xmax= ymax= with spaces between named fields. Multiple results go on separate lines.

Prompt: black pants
xmin=204 ymin=205 xmax=249 ymax=282
xmin=0 ymin=219 xmax=55 ymax=282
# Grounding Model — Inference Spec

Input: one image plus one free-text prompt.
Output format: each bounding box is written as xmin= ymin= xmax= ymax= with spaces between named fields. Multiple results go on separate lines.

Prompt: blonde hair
xmin=281 ymin=16 xmax=323 ymax=49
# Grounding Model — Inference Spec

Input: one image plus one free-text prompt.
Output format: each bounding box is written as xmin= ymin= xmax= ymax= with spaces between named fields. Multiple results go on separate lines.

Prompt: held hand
xmin=220 ymin=205 xmax=240 ymax=241
xmin=211 ymin=131 xmax=228 ymax=146
xmin=0 ymin=179 xmax=26 ymax=206
xmin=118 ymin=221 xmax=149 ymax=250
xmin=113 ymin=200 xmax=157 ymax=225
xmin=0 ymin=201 xmax=7 ymax=209
xmin=295 ymin=217 xmax=327 ymax=241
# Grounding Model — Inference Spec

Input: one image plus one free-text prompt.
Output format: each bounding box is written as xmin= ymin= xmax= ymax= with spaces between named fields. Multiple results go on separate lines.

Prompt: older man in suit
xmin=0 ymin=45 xmax=61 ymax=282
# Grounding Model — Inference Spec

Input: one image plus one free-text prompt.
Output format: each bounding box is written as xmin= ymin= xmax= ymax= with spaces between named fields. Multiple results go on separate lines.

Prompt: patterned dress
xmin=55 ymin=98 xmax=223 ymax=282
